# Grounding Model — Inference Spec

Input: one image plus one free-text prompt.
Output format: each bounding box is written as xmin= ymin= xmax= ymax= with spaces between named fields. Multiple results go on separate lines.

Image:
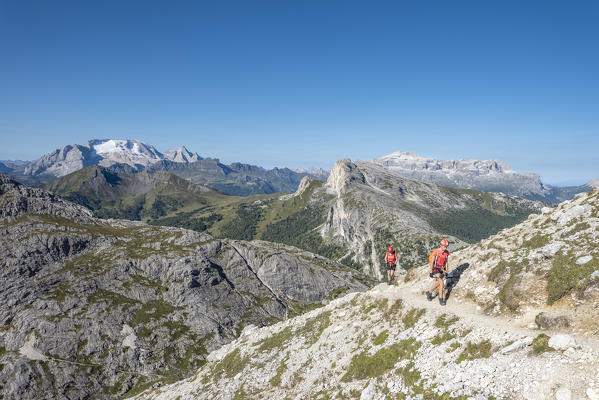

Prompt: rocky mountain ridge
xmin=0 ymin=172 xmax=372 ymax=399
xmin=373 ymin=151 xmax=595 ymax=203
xmin=319 ymin=159 xmax=544 ymax=278
xmin=22 ymin=139 xmax=200 ymax=178
xmin=407 ymin=187 xmax=599 ymax=335
xmin=130 ymin=188 xmax=599 ymax=400
xmin=10 ymin=139 xmax=312 ymax=196
xmin=131 ymin=284 xmax=599 ymax=400
xmin=38 ymin=160 xmax=546 ymax=283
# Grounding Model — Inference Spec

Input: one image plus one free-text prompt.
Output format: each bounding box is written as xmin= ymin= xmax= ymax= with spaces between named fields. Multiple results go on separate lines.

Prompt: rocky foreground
xmin=132 ymin=284 xmax=599 ymax=400
xmin=131 ymin=188 xmax=599 ymax=400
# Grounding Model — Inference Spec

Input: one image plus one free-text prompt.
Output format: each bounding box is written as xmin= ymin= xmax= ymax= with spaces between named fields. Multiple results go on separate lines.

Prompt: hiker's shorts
xmin=386 ymin=262 xmax=396 ymax=271
xmin=430 ymin=269 xmax=445 ymax=279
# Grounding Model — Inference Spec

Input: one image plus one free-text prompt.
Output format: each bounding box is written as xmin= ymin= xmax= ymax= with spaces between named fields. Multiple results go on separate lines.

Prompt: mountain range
xmin=43 ymin=159 xmax=546 ymax=281
xmin=2 ymin=143 xmax=599 ymax=399
xmin=373 ymin=151 xmax=597 ymax=203
xmin=6 ymin=139 xmax=313 ymax=196
xmin=4 ymin=139 xmax=597 ymax=202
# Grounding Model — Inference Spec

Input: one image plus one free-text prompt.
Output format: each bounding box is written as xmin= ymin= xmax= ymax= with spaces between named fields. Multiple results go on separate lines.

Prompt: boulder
xmin=548 ymin=334 xmax=579 ymax=351
xmin=554 ymin=387 xmax=572 ymax=400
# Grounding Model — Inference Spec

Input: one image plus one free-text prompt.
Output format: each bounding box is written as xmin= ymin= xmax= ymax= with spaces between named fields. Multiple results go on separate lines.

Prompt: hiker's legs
xmin=429 ymin=274 xmax=441 ymax=292
xmin=438 ymin=277 xmax=445 ymax=299
xmin=390 ymin=267 xmax=395 ymax=281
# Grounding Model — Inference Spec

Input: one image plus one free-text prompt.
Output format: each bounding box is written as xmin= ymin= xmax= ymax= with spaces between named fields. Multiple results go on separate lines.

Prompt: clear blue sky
xmin=0 ymin=0 xmax=597 ymax=185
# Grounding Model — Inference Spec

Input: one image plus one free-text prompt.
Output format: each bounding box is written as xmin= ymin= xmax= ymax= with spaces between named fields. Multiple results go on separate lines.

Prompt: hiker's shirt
xmin=432 ymin=248 xmax=449 ymax=274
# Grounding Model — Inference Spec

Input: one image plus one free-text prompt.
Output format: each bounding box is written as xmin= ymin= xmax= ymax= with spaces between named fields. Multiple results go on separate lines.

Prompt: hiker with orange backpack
xmin=385 ymin=246 xmax=398 ymax=285
xmin=426 ymin=239 xmax=450 ymax=305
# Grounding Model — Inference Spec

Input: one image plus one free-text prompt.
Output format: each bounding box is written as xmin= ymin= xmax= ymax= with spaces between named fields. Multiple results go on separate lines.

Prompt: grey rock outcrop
xmin=373 ymin=151 xmax=593 ymax=203
xmin=163 ymin=146 xmax=202 ymax=163
xmin=319 ymin=159 xmax=543 ymax=278
xmin=0 ymin=178 xmax=370 ymax=399
xmin=24 ymin=139 xmax=165 ymax=178
xmin=0 ymin=173 xmax=93 ymax=220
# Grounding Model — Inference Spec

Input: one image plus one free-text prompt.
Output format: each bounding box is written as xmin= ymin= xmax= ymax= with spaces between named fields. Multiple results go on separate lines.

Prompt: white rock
xmin=542 ymin=207 xmax=553 ymax=214
xmin=500 ymin=340 xmax=526 ymax=354
xmin=542 ymin=242 xmax=565 ymax=258
xmin=360 ymin=378 xmax=376 ymax=400
xmin=590 ymin=270 xmax=599 ymax=281
xmin=587 ymin=387 xmax=599 ymax=400
xmin=556 ymin=205 xmax=591 ymax=226
xmin=121 ymin=324 xmax=137 ymax=350
xmin=564 ymin=347 xmax=581 ymax=360
xmin=548 ymin=334 xmax=579 ymax=351
xmin=576 ymin=256 xmax=593 ymax=265
xmin=240 ymin=324 xmax=258 ymax=336
xmin=333 ymin=325 xmax=343 ymax=333
xmin=474 ymin=286 xmax=486 ymax=295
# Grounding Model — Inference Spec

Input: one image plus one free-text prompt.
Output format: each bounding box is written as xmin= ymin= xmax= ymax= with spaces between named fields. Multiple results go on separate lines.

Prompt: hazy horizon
xmin=1 ymin=1 xmax=597 ymax=184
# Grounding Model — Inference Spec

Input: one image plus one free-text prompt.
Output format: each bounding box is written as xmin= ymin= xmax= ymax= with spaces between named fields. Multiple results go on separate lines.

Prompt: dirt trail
xmin=379 ymin=280 xmax=599 ymax=353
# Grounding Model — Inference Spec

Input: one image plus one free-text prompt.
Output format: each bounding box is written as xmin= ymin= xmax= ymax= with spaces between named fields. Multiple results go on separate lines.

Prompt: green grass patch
xmin=298 ymin=310 xmax=332 ymax=346
xmin=402 ymin=308 xmax=426 ymax=329
xmin=456 ymin=340 xmax=493 ymax=363
xmin=269 ymin=353 xmax=289 ymax=386
xmin=212 ymin=348 xmax=250 ymax=380
xmin=373 ymin=330 xmax=389 ymax=346
xmin=342 ymin=338 xmax=420 ymax=381
xmin=256 ymin=326 xmax=293 ymax=352
xmin=564 ymin=222 xmax=590 ymax=237
xmin=532 ymin=333 xmax=553 ymax=355
xmin=522 ymin=233 xmax=550 ymax=249
xmin=431 ymin=331 xmax=456 ymax=346
xmin=232 ymin=386 xmax=246 ymax=400
xmin=130 ymin=300 xmax=179 ymax=326
xmin=434 ymin=315 xmax=458 ymax=329
xmin=546 ymin=251 xmax=599 ymax=305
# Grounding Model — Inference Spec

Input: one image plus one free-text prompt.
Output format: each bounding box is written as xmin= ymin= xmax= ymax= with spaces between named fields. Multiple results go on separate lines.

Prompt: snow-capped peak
xmin=163 ymin=146 xmax=202 ymax=163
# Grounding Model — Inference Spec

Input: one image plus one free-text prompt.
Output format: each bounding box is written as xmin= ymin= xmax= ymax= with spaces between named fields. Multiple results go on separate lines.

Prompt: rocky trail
xmin=396 ymin=276 xmax=599 ymax=353
xmin=134 ymin=280 xmax=599 ymax=400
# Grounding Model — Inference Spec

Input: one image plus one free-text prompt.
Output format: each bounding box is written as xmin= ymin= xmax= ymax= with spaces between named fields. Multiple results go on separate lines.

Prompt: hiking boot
xmin=425 ymin=291 xmax=432 ymax=301
xmin=439 ymin=298 xmax=446 ymax=306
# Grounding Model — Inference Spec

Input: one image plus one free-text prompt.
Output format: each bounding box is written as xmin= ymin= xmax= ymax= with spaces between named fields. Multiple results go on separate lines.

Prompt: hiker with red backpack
xmin=426 ymin=239 xmax=450 ymax=305
xmin=385 ymin=246 xmax=398 ymax=285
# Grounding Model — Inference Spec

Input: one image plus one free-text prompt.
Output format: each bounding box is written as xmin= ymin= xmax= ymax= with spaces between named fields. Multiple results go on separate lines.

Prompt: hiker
xmin=385 ymin=245 xmax=398 ymax=285
xmin=426 ymin=239 xmax=450 ymax=305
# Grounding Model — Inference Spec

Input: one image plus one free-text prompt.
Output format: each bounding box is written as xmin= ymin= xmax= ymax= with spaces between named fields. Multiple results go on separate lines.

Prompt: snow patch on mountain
xmin=23 ymin=139 xmax=202 ymax=178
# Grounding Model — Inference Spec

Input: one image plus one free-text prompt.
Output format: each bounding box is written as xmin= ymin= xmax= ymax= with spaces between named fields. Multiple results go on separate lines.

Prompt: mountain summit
xmin=163 ymin=146 xmax=202 ymax=163
xmin=373 ymin=151 xmax=592 ymax=203
xmin=23 ymin=139 xmax=199 ymax=178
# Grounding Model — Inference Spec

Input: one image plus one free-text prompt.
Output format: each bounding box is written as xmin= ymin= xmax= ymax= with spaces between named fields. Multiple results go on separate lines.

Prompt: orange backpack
xmin=428 ymin=249 xmax=437 ymax=265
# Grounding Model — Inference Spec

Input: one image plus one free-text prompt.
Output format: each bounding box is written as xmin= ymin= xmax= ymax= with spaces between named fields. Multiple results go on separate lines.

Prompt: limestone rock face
xmin=318 ymin=159 xmax=542 ymax=278
xmin=0 ymin=178 xmax=369 ymax=400
xmin=0 ymin=172 xmax=93 ymax=219
xmin=408 ymin=187 xmax=599 ymax=332
xmin=373 ymin=151 xmax=593 ymax=203
xmin=128 ymin=284 xmax=599 ymax=400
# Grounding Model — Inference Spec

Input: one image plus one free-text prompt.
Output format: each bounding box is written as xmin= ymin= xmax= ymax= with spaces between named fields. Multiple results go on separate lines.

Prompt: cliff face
xmin=0 ymin=175 xmax=370 ymax=399
xmin=319 ymin=160 xmax=543 ymax=279
xmin=373 ymin=151 xmax=593 ymax=203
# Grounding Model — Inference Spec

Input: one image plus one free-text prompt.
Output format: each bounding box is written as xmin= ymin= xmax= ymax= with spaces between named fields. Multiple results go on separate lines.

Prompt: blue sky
xmin=0 ymin=1 xmax=597 ymax=185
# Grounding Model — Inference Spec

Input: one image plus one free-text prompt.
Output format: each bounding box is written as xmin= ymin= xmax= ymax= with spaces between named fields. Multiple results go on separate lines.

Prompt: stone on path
xmin=548 ymin=334 xmax=579 ymax=351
